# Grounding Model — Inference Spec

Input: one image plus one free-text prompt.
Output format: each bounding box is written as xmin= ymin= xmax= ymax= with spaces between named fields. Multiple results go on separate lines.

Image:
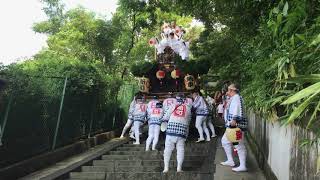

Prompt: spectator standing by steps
xmin=220 ymin=83 xmax=248 ymax=172
xmin=206 ymin=94 xmax=217 ymax=138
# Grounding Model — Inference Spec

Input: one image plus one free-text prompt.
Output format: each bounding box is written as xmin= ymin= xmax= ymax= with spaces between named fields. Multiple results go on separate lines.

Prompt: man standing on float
xmin=162 ymin=93 xmax=192 ymax=173
xmin=220 ymin=83 xmax=247 ymax=172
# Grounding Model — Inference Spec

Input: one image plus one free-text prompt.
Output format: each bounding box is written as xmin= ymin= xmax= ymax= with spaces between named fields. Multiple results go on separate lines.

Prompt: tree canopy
xmin=2 ymin=0 xmax=320 ymax=142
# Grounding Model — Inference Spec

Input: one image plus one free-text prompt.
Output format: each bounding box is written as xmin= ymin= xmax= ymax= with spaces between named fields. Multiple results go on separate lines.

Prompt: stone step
xmin=91 ymin=160 xmax=202 ymax=168
xmin=107 ymin=150 xmax=209 ymax=156
xmin=82 ymin=166 xmax=164 ymax=172
xmin=115 ymin=146 xmax=210 ymax=152
xmin=101 ymin=154 xmax=206 ymax=161
xmin=122 ymin=143 xmax=211 ymax=148
xmin=108 ymin=150 xmax=159 ymax=156
xmin=69 ymin=172 xmax=213 ymax=180
xmin=69 ymin=172 xmax=105 ymax=180
xmin=105 ymin=172 xmax=213 ymax=180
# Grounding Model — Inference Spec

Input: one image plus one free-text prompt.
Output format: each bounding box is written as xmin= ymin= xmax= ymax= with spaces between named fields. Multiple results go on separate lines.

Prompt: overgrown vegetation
xmin=2 ymin=0 xmax=320 ymax=163
xmin=167 ymin=0 xmax=320 ymax=141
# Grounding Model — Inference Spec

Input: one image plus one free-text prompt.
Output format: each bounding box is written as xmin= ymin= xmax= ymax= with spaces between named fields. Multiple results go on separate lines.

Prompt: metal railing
xmin=0 ymin=74 xmax=136 ymax=168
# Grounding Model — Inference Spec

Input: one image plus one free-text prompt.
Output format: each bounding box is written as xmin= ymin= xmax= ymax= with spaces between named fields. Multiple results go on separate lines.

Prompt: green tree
xmin=45 ymin=8 xmax=119 ymax=65
xmin=33 ymin=0 xmax=65 ymax=34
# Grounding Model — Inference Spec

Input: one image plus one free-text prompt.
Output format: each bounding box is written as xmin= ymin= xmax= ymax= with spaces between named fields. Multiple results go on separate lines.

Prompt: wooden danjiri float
xmin=136 ymin=21 xmax=198 ymax=97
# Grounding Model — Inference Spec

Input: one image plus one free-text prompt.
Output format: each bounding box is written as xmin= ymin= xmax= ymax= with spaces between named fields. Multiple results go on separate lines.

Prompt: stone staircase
xmin=67 ymin=137 xmax=216 ymax=180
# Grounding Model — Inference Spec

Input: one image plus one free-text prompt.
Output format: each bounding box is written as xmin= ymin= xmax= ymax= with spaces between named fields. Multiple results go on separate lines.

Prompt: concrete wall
xmin=246 ymin=112 xmax=320 ymax=180
xmin=0 ymin=129 xmax=121 ymax=180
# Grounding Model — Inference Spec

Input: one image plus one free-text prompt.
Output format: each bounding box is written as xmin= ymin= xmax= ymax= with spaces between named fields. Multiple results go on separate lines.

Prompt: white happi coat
xmin=163 ymin=102 xmax=192 ymax=139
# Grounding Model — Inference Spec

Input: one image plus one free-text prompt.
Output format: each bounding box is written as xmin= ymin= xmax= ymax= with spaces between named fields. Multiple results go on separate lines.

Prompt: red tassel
xmin=233 ymin=148 xmax=238 ymax=156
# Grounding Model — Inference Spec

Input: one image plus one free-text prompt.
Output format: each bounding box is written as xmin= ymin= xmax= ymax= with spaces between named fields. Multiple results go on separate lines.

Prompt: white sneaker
xmin=232 ymin=166 xmax=247 ymax=172
xmin=211 ymin=134 xmax=217 ymax=138
xmin=145 ymin=149 xmax=150 ymax=151
xmin=120 ymin=135 xmax=125 ymax=139
xmin=133 ymin=142 xmax=140 ymax=145
xmin=163 ymin=168 xmax=169 ymax=173
xmin=220 ymin=161 xmax=235 ymax=167
xmin=177 ymin=169 xmax=183 ymax=172
xmin=206 ymin=138 xmax=211 ymax=142
xmin=196 ymin=138 xmax=205 ymax=143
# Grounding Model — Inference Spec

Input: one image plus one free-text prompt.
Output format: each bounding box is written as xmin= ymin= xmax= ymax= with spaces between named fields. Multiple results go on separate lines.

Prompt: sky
xmin=0 ymin=0 xmax=118 ymax=65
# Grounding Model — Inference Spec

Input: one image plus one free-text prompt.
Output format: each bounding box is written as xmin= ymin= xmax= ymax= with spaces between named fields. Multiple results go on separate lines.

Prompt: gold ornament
xmin=184 ymin=74 xmax=195 ymax=90
xmin=138 ymin=77 xmax=150 ymax=93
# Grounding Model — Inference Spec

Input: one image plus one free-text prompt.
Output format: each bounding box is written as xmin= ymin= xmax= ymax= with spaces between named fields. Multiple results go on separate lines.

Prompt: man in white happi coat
xmin=184 ymin=95 xmax=193 ymax=105
xmin=131 ymin=95 xmax=147 ymax=145
xmin=206 ymin=95 xmax=217 ymax=138
xmin=163 ymin=93 xmax=177 ymax=111
xmin=220 ymin=83 xmax=247 ymax=172
xmin=147 ymin=96 xmax=160 ymax=113
xmin=145 ymin=102 xmax=164 ymax=151
xmin=162 ymin=94 xmax=192 ymax=173
xmin=120 ymin=93 xmax=139 ymax=139
xmin=192 ymin=91 xmax=211 ymax=142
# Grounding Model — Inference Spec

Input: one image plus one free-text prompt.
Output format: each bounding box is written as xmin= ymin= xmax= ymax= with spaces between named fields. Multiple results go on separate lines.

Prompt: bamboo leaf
xmin=283 ymin=2 xmax=289 ymax=16
xmin=284 ymin=92 xmax=319 ymax=124
xmin=281 ymin=82 xmax=320 ymax=105
xmin=300 ymin=139 xmax=312 ymax=148
xmin=295 ymin=34 xmax=305 ymax=41
xmin=265 ymin=96 xmax=287 ymax=106
xmin=278 ymin=114 xmax=290 ymax=125
xmin=310 ymin=33 xmax=320 ymax=46
xmin=306 ymin=100 xmax=320 ymax=129
xmin=285 ymin=74 xmax=320 ymax=84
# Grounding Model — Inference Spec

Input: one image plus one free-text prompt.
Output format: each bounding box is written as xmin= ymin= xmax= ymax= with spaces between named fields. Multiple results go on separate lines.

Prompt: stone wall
xmin=246 ymin=112 xmax=320 ymax=180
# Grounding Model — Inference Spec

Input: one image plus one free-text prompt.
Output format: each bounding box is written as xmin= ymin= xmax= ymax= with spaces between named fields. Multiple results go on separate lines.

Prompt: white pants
xmin=207 ymin=117 xmax=216 ymax=136
xmin=145 ymin=124 xmax=161 ymax=150
xmin=120 ymin=119 xmax=133 ymax=137
xmin=163 ymin=135 xmax=185 ymax=171
xmin=221 ymin=131 xmax=247 ymax=168
xmin=133 ymin=121 xmax=143 ymax=143
xmin=195 ymin=116 xmax=211 ymax=140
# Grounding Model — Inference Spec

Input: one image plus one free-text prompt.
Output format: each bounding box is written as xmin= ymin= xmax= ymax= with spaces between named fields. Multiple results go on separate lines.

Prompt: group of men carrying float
xmin=119 ymin=83 xmax=248 ymax=173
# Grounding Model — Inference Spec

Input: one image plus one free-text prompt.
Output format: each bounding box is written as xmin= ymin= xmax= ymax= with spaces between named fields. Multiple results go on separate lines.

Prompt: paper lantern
xmin=148 ymin=38 xmax=157 ymax=46
xmin=160 ymin=122 xmax=167 ymax=132
xmin=184 ymin=74 xmax=195 ymax=90
xmin=171 ymin=69 xmax=180 ymax=79
xmin=226 ymin=127 xmax=243 ymax=143
xmin=156 ymin=70 xmax=165 ymax=79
